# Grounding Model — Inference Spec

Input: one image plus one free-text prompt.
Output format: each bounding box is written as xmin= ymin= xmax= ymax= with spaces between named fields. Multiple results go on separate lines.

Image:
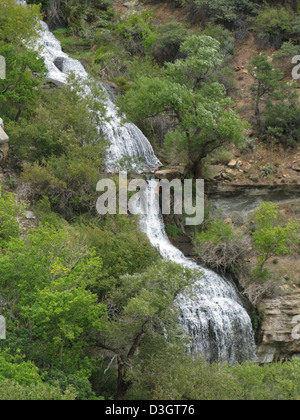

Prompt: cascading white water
xmin=35 ymin=21 xmax=161 ymax=173
xmin=33 ymin=18 xmax=255 ymax=364
xmin=140 ymin=179 xmax=255 ymax=363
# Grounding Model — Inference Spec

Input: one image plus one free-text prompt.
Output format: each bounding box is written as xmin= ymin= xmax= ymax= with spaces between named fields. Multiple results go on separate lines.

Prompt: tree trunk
xmin=15 ymin=105 xmax=22 ymax=122
xmin=117 ymin=357 xmax=131 ymax=400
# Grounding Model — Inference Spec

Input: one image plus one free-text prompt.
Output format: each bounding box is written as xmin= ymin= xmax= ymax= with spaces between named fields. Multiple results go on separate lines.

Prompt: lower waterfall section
xmin=33 ymin=15 xmax=256 ymax=364
xmin=140 ymin=179 xmax=255 ymax=364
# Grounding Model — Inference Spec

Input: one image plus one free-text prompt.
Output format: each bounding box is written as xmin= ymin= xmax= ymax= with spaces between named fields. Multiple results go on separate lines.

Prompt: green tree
xmin=95 ymin=261 xmax=197 ymax=400
xmin=263 ymin=81 xmax=300 ymax=147
xmin=253 ymin=202 xmax=299 ymax=270
xmin=248 ymin=53 xmax=283 ymax=122
xmin=121 ymin=35 xmax=245 ymax=177
xmin=0 ymin=44 xmax=46 ymax=121
xmin=0 ymin=190 xmax=26 ymax=248
xmin=0 ymin=216 xmax=107 ymax=367
xmin=0 ymin=0 xmax=42 ymax=46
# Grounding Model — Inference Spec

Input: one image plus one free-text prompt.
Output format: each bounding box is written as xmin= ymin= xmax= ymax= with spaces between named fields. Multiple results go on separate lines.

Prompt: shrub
xmin=28 ymin=0 xmax=114 ymax=32
xmin=187 ymin=0 xmax=254 ymax=29
xmin=252 ymin=202 xmax=299 ymax=270
xmin=0 ymin=191 xmax=26 ymax=249
xmin=117 ymin=12 xmax=155 ymax=56
xmin=21 ymin=142 xmax=105 ymax=218
xmin=195 ymin=219 xmax=251 ymax=273
xmin=7 ymin=75 xmax=107 ymax=163
xmin=152 ymin=22 xmax=189 ymax=64
xmin=252 ymin=6 xmax=297 ymax=48
xmin=0 ymin=379 xmax=76 ymax=400
xmin=263 ymin=82 xmax=300 ymax=147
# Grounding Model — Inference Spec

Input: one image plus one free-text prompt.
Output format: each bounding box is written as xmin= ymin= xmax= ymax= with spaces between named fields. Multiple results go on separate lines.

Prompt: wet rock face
xmin=257 ymin=294 xmax=300 ymax=363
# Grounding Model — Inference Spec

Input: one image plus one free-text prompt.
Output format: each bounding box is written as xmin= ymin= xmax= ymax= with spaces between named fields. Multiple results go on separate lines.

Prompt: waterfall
xmin=35 ymin=21 xmax=161 ymax=173
xmin=33 ymin=19 xmax=255 ymax=364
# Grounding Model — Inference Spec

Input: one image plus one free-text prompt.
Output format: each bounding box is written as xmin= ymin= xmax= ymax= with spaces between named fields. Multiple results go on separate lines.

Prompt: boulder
xmin=155 ymin=167 xmax=185 ymax=181
xmin=54 ymin=57 xmax=65 ymax=72
xmin=0 ymin=118 xmax=9 ymax=161
xmin=292 ymin=161 xmax=300 ymax=172
xmin=228 ymin=159 xmax=238 ymax=168
xmin=26 ymin=211 xmax=36 ymax=220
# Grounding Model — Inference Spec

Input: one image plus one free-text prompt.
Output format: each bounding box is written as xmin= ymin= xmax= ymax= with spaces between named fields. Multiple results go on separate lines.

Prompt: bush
xmin=28 ymin=0 xmax=114 ymax=32
xmin=78 ymin=219 xmax=159 ymax=288
xmin=195 ymin=219 xmax=251 ymax=273
xmin=203 ymin=23 xmax=235 ymax=58
xmin=252 ymin=6 xmax=298 ymax=48
xmin=21 ymin=143 xmax=105 ymax=218
xmin=0 ymin=191 xmax=26 ymax=248
xmin=117 ymin=12 xmax=155 ymax=56
xmin=273 ymin=41 xmax=300 ymax=76
xmin=152 ymin=22 xmax=189 ymax=64
xmin=0 ymin=379 xmax=76 ymax=400
xmin=7 ymin=75 xmax=107 ymax=163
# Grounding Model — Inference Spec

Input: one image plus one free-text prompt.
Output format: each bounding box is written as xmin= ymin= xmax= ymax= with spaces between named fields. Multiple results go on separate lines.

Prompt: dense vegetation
xmin=0 ymin=0 xmax=299 ymax=400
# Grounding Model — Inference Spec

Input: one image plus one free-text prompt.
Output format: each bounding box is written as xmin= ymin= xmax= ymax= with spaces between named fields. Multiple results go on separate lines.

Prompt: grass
xmin=52 ymin=29 xmax=92 ymax=59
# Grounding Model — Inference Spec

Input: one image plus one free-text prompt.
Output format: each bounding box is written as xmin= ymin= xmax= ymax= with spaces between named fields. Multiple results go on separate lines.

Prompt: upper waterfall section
xmin=35 ymin=21 xmax=161 ymax=173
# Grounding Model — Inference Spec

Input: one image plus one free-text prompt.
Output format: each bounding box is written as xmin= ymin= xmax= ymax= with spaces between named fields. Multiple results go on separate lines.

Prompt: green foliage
xmin=129 ymin=345 xmax=240 ymax=400
xmin=131 ymin=353 xmax=300 ymax=400
xmin=263 ymin=82 xmax=300 ymax=147
xmin=9 ymin=76 xmax=108 ymax=218
xmin=43 ymin=369 xmax=101 ymax=400
xmin=203 ymin=23 xmax=235 ymax=59
xmin=252 ymin=5 xmax=299 ymax=48
xmin=121 ymin=35 xmax=245 ymax=176
xmin=164 ymin=35 xmax=223 ymax=88
xmin=0 ymin=350 xmax=42 ymax=386
xmin=0 ymin=1 xmax=45 ymax=121
xmin=230 ymin=359 xmax=300 ymax=400
xmin=117 ymin=12 xmax=155 ymax=55
xmin=0 ymin=349 xmax=77 ymax=400
xmin=28 ymin=0 xmax=114 ymax=33
xmin=272 ymin=41 xmax=300 ymax=62
xmin=196 ymin=219 xmax=235 ymax=245
xmin=0 ymin=0 xmax=42 ymax=46
xmin=195 ymin=218 xmax=249 ymax=273
xmin=152 ymin=21 xmax=189 ymax=64
xmin=0 ymin=218 xmax=107 ymax=367
xmin=0 ymin=190 xmax=26 ymax=248
xmin=253 ymin=202 xmax=299 ymax=270
xmin=166 ymin=223 xmax=182 ymax=240
xmin=21 ymin=143 xmax=105 ymax=218
xmin=0 ymin=44 xmax=46 ymax=121
xmin=0 ymin=378 xmax=76 ymax=400
xmin=190 ymin=0 xmax=254 ymax=28
xmin=249 ymin=53 xmax=300 ymax=145
xmin=79 ymin=220 xmax=159 ymax=292
xmin=97 ymin=261 xmax=198 ymax=399
xmin=8 ymin=75 xmax=107 ymax=161
xmin=248 ymin=53 xmax=283 ymax=120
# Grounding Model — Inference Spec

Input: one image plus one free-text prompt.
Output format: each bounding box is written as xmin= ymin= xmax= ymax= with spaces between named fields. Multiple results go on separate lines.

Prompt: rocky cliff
xmin=257 ymin=294 xmax=300 ymax=363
